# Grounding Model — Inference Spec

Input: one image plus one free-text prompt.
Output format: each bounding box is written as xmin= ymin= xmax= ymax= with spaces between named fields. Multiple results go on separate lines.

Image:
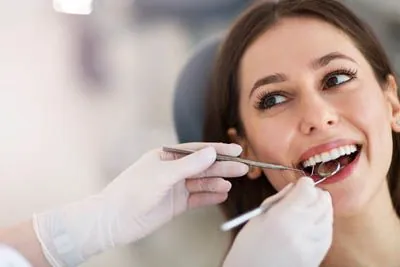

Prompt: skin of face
xmin=229 ymin=17 xmax=400 ymax=216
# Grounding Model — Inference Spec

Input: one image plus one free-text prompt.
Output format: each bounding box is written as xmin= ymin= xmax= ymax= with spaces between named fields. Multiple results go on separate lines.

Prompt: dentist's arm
xmin=0 ymin=221 xmax=48 ymax=266
xmin=0 ymin=143 xmax=248 ymax=267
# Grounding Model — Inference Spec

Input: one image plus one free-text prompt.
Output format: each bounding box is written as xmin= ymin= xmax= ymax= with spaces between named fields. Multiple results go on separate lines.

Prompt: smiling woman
xmin=203 ymin=0 xmax=400 ymax=266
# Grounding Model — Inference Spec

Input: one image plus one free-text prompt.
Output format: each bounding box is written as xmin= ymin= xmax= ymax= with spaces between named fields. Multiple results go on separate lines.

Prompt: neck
xmin=322 ymin=180 xmax=400 ymax=267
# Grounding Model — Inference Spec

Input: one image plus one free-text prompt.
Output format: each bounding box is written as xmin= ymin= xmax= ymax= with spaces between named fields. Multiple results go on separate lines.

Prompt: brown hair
xmin=203 ymin=0 xmax=400 ymax=234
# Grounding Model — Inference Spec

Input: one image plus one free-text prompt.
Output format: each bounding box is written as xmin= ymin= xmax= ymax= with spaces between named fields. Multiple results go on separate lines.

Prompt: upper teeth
xmin=302 ymin=144 xmax=358 ymax=168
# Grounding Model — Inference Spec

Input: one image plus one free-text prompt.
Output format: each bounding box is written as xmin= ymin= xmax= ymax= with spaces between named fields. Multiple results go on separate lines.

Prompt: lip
xmin=297 ymin=139 xmax=360 ymax=166
xmin=314 ymin=147 xmax=361 ymax=185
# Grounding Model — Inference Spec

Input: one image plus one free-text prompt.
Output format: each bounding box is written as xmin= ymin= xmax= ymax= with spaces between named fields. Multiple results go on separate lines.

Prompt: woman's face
xmin=233 ymin=17 xmax=400 ymax=216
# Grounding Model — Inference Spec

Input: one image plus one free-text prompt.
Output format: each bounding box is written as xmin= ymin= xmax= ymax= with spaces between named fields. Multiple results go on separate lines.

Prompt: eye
xmin=323 ymin=68 xmax=357 ymax=89
xmin=325 ymin=74 xmax=351 ymax=88
xmin=256 ymin=92 xmax=288 ymax=110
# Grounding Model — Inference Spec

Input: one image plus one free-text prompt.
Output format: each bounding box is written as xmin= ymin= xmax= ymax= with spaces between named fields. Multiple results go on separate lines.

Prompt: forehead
xmin=239 ymin=17 xmax=364 ymax=81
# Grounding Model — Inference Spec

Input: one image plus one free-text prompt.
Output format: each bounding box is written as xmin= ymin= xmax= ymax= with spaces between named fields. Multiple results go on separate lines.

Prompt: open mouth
xmin=298 ymin=144 xmax=362 ymax=177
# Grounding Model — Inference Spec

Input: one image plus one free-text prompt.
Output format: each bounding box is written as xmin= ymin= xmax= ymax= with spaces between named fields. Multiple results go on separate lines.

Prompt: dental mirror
xmin=221 ymin=160 xmax=342 ymax=231
xmin=313 ymin=160 xmax=342 ymax=184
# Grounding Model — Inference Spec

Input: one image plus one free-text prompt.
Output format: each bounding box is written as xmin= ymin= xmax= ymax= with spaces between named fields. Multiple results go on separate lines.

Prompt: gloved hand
xmin=222 ymin=177 xmax=333 ymax=267
xmin=33 ymin=143 xmax=249 ymax=267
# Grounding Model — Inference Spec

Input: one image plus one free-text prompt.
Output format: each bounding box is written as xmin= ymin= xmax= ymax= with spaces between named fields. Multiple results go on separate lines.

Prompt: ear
xmin=385 ymin=75 xmax=400 ymax=132
xmin=227 ymin=127 xmax=262 ymax=179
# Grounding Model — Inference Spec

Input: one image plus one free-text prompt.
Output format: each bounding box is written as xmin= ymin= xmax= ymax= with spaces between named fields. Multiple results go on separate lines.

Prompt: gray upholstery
xmin=173 ymin=35 xmax=223 ymax=143
xmin=134 ymin=0 xmax=246 ymax=11
xmin=133 ymin=0 xmax=251 ymax=20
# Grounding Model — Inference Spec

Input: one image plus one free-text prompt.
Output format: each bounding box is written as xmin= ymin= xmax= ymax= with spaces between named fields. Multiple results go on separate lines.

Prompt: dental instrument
xmin=161 ymin=146 xmax=342 ymax=231
xmin=220 ymin=161 xmax=342 ymax=231
xmin=162 ymin=146 xmax=305 ymax=174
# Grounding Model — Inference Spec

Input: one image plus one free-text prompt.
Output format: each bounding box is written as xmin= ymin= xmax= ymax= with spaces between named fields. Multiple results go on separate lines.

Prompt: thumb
xmin=164 ymin=146 xmax=217 ymax=183
xmin=260 ymin=182 xmax=294 ymax=206
xmin=278 ymin=176 xmax=317 ymax=208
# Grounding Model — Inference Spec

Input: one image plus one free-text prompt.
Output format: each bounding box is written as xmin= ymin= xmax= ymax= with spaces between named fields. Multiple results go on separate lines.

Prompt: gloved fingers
xmin=301 ymin=189 xmax=333 ymax=226
xmin=186 ymin=177 xmax=232 ymax=193
xmin=160 ymin=143 xmax=244 ymax=161
xmin=301 ymin=237 xmax=332 ymax=267
xmin=314 ymin=191 xmax=333 ymax=224
xmin=308 ymin=215 xmax=333 ymax=242
xmin=306 ymin=221 xmax=333 ymax=255
xmin=278 ymin=176 xmax=318 ymax=208
xmin=175 ymin=142 xmax=243 ymax=156
xmin=193 ymin=161 xmax=248 ymax=179
xmin=307 ymin=192 xmax=333 ymax=240
xmin=163 ymin=146 xmax=217 ymax=182
xmin=188 ymin=192 xmax=228 ymax=209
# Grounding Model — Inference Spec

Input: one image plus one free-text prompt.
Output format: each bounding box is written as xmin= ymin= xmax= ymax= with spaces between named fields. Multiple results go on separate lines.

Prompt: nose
xmin=298 ymin=94 xmax=339 ymax=135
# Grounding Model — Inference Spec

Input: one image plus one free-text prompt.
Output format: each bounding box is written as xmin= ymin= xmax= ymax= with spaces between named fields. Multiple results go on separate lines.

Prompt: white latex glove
xmin=0 ymin=245 xmax=32 ymax=267
xmin=223 ymin=177 xmax=333 ymax=267
xmin=33 ymin=143 xmax=249 ymax=267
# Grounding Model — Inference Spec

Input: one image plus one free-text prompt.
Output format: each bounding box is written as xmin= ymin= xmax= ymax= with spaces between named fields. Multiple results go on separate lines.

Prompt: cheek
xmin=347 ymin=86 xmax=393 ymax=151
xmin=263 ymin=169 xmax=296 ymax=191
xmin=328 ymin=86 xmax=394 ymax=215
xmin=361 ymin=92 xmax=394 ymax=178
xmin=349 ymin=93 xmax=389 ymax=128
xmin=246 ymin=124 xmax=283 ymax=160
xmin=242 ymin=117 xmax=296 ymax=191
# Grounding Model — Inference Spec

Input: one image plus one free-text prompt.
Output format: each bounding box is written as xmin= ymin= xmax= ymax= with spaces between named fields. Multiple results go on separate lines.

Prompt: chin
xmin=328 ymin=173 xmax=388 ymax=219
xmin=331 ymin=194 xmax=370 ymax=218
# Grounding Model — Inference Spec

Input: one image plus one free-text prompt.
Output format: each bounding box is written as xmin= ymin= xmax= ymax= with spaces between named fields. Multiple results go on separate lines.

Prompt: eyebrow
xmin=311 ymin=51 xmax=357 ymax=70
xmin=249 ymin=52 xmax=357 ymax=99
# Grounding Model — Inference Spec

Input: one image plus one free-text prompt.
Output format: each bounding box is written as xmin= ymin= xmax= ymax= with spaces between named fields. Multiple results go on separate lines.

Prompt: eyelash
xmin=322 ymin=67 xmax=358 ymax=89
xmin=254 ymin=67 xmax=358 ymax=110
xmin=254 ymin=90 xmax=288 ymax=110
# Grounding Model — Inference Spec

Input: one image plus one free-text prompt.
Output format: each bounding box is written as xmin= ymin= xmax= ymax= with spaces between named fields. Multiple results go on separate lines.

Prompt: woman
xmin=204 ymin=0 xmax=400 ymax=266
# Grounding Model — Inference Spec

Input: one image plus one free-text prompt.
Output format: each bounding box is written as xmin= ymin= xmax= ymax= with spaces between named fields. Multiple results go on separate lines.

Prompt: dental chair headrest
xmin=173 ymin=35 xmax=223 ymax=143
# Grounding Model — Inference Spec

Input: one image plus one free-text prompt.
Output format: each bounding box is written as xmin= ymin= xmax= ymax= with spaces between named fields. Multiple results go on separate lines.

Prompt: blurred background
xmin=0 ymin=0 xmax=399 ymax=266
